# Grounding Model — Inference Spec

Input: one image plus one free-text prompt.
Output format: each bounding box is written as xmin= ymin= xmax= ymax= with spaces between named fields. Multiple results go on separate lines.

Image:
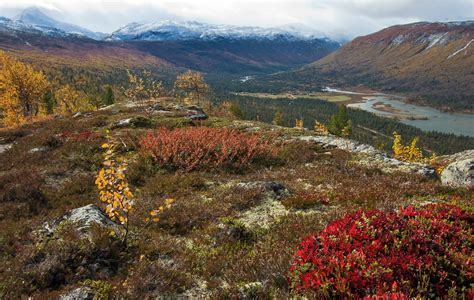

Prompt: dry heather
xmin=0 ymin=102 xmax=472 ymax=299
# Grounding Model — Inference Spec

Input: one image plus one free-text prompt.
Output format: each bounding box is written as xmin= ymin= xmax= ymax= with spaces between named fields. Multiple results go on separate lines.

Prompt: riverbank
xmin=324 ymin=87 xmax=474 ymax=137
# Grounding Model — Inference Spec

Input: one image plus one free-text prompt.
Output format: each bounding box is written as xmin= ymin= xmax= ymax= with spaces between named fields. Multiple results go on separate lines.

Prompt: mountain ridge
xmin=256 ymin=21 xmax=474 ymax=111
xmin=105 ymin=20 xmax=334 ymax=42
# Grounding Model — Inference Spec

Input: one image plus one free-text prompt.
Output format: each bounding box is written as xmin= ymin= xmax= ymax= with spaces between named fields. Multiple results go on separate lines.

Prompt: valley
xmin=0 ymin=4 xmax=473 ymax=299
xmin=240 ymin=21 xmax=474 ymax=112
xmin=229 ymin=87 xmax=474 ymax=138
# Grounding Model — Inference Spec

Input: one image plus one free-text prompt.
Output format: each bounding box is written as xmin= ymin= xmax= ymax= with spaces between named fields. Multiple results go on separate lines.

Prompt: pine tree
xmin=42 ymin=90 xmax=56 ymax=114
xmin=102 ymin=85 xmax=115 ymax=106
xmin=272 ymin=111 xmax=284 ymax=126
xmin=229 ymin=102 xmax=244 ymax=119
xmin=328 ymin=105 xmax=350 ymax=136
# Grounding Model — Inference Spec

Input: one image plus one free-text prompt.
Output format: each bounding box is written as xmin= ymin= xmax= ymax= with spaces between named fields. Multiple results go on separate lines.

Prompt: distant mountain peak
xmin=11 ymin=6 xmax=105 ymax=40
xmin=17 ymin=6 xmax=51 ymax=21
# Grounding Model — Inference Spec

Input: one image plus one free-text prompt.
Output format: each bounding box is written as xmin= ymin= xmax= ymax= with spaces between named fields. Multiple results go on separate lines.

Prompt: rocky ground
xmin=0 ymin=100 xmax=472 ymax=298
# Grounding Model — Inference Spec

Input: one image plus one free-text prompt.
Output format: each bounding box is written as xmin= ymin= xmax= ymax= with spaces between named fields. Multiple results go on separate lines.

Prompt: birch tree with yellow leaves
xmin=174 ymin=70 xmax=209 ymax=106
xmin=96 ymin=132 xmax=175 ymax=245
xmin=54 ymin=84 xmax=93 ymax=115
xmin=95 ymin=133 xmax=135 ymax=245
xmin=0 ymin=51 xmax=49 ymax=126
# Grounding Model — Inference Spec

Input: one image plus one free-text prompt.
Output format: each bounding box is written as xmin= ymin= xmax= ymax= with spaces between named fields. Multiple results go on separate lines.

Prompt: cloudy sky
xmin=0 ymin=0 xmax=472 ymax=39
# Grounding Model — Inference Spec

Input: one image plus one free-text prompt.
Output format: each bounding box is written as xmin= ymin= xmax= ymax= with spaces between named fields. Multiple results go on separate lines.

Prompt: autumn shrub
xmin=392 ymin=132 xmax=424 ymax=163
xmin=288 ymin=203 xmax=473 ymax=298
xmin=141 ymin=127 xmax=278 ymax=171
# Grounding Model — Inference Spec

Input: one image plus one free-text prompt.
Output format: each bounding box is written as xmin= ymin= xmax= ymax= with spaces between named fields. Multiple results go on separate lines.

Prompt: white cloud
xmin=0 ymin=0 xmax=472 ymax=38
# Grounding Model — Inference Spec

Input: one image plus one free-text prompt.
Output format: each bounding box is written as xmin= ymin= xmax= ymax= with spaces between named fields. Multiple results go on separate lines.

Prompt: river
xmin=324 ymin=88 xmax=474 ymax=137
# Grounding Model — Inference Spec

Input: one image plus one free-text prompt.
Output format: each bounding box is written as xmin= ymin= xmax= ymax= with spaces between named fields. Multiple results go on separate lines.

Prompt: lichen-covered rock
xmin=43 ymin=204 xmax=120 ymax=237
xmin=441 ymin=158 xmax=474 ymax=187
xmin=298 ymin=135 xmax=382 ymax=156
xmin=59 ymin=287 xmax=94 ymax=300
xmin=29 ymin=147 xmax=48 ymax=153
xmin=110 ymin=118 xmax=131 ymax=129
xmin=438 ymin=149 xmax=474 ymax=163
xmin=187 ymin=113 xmax=208 ymax=121
xmin=239 ymin=281 xmax=264 ymax=298
xmin=0 ymin=143 xmax=13 ymax=154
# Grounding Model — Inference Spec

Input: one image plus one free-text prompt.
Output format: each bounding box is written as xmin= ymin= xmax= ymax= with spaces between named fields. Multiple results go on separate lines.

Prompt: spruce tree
xmin=102 ymin=85 xmax=115 ymax=106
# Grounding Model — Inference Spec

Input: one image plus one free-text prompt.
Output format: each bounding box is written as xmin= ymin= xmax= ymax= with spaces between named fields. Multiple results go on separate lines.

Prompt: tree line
xmin=216 ymin=93 xmax=474 ymax=155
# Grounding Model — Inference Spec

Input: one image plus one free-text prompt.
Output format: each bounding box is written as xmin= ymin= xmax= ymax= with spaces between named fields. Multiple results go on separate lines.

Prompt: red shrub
xmin=140 ymin=127 xmax=277 ymax=171
xmin=59 ymin=130 xmax=101 ymax=142
xmin=289 ymin=204 xmax=473 ymax=298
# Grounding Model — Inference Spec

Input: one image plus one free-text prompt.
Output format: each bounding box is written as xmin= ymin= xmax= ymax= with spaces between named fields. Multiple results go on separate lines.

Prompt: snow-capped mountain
xmin=0 ymin=7 xmax=105 ymax=40
xmin=106 ymin=20 xmax=330 ymax=42
xmin=0 ymin=8 xmax=340 ymax=74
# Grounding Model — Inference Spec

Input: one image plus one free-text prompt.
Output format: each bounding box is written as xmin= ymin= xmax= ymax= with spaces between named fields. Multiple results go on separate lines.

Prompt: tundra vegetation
xmin=0 ymin=52 xmax=472 ymax=299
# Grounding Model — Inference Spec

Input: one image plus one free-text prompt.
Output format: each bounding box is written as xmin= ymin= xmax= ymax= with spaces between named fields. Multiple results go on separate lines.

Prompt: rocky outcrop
xmin=298 ymin=135 xmax=436 ymax=178
xmin=441 ymin=158 xmax=474 ymax=187
xmin=43 ymin=204 xmax=120 ymax=237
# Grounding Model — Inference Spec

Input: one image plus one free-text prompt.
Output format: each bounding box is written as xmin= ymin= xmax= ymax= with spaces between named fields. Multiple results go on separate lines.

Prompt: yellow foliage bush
xmin=295 ymin=119 xmax=304 ymax=129
xmin=314 ymin=120 xmax=329 ymax=135
xmin=392 ymin=132 xmax=424 ymax=163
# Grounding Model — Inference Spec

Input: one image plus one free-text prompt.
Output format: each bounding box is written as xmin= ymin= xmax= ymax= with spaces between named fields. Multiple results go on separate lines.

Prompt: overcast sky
xmin=0 ymin=0 xmax=472 ymax=39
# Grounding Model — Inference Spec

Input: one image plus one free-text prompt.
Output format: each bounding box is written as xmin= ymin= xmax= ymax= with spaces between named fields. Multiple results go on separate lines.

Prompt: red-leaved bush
xmin=289 ymin=204 xmax=473 ymax=298
xmin=141 ymin=127 xmax=277 ymax=171
xmin=59 ymin=130 xmax=101 ymax=142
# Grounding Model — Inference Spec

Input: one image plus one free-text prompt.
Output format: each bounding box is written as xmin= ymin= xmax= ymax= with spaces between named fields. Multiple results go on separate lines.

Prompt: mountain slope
xmin=292 ymin=21 xmax=474 ymax=111
xmin=0 ymin=22 xmax=176 ymax=75
xmin=106 ymin=21 xmax=340 ymax=74
xmin=16 ymin=7 xmax=105 ymax=40
xmin=125 ymin=38 xmax=340 ymax=74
